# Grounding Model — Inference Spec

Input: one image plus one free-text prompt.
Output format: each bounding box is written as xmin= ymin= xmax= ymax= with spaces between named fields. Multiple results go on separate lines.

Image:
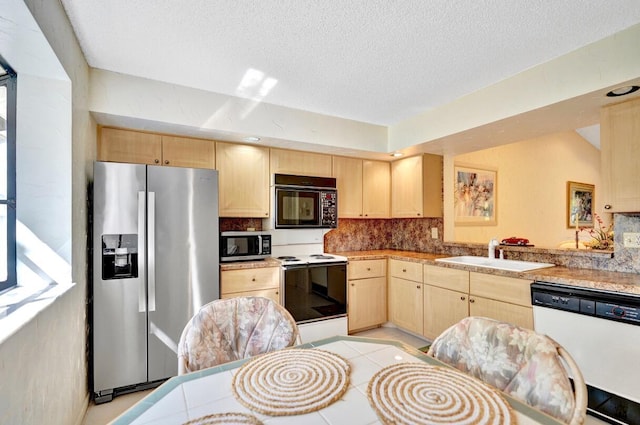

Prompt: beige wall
xmin=0 ymin=1 xmax=94 ymax=424
xmin=445 ymin=131 xmax=605 ymax=248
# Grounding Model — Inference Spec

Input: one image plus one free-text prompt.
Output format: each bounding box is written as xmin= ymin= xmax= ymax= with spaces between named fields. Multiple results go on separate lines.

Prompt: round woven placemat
xmin=367 ymin=363 xmax=515 ymax=425
xmin=231 ymin=348 xmax=351 ymax=416
xmin=183 ymin=412 xmax=263 ymax=425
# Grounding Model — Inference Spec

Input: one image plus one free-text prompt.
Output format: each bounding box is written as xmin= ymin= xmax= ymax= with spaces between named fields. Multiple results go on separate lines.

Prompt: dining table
xmin=112 ymin=335 xmax=564 ymax=425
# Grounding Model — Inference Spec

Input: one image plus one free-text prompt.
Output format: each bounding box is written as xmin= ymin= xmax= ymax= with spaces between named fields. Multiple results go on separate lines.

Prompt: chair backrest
xmin=177 ymin=296 xmax=300 ymax=375
xmin=427 ymin=316 xmax=587 ymax=425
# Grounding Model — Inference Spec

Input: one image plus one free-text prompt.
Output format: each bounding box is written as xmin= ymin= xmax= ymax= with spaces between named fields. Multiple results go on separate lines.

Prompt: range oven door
xmin=283 ymin=262 xmax=347 ymax=323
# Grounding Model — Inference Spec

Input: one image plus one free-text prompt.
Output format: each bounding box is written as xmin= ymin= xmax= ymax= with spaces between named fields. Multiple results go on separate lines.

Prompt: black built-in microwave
xmin=273 ymin=174 xmax=337 ymax=229
xmin=220 ymin=231 xmax=271 ymax=262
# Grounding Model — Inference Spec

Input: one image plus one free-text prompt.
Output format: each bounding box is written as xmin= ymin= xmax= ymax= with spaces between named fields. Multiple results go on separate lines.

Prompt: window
xmin=0 ymin=57 xmax=16 ymax=293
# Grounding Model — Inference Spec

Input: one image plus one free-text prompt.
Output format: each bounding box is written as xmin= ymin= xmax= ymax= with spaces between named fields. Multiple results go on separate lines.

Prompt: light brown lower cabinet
xmin=388 ymin=276 xmax=424 ymax=335
xmin=388 ymin=259 xmax=424 ymax=335
xmin=348 ymin=277 xmax=387 ymax=332
xmin=220 ymin=267 xmax=281 ymax=304
xmin=422 ymin=265 xmax=470 ymax=339
xmin=347 ymin=259 xmax=387 ymax=333
xmin=421 ymin=265 xmax=534 ymax=339
xmin=468 ymin=271 xmax=533 ymax=329
xmin=422 ymin=285 xmax=468 ymax=340
xmin=468 ymin=296 xmax=533 ymax=330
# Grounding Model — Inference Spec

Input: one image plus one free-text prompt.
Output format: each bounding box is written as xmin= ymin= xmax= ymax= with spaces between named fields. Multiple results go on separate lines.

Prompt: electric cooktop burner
xmin=310 ymin=254 xmax=335 ymax=259
xmin=277 ymin=256 xmax=299 ymax=261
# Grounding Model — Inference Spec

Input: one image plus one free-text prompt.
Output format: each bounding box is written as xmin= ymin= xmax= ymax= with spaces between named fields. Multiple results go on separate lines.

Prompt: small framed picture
xmin=567 ymin=181 xmax=594 ymax=228
xmin=454 ymin=163 xmax=497 ymax=226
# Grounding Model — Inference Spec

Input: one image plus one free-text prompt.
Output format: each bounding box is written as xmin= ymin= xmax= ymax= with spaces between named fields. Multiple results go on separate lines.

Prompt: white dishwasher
xmin=532 ymin=282 xmax=640 ymax=425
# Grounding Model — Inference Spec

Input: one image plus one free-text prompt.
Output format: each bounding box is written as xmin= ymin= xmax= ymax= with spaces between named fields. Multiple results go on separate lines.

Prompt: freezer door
xmin=147 ymin=166 xmax=219 ymax=381
xmin=92 ymin=162 xmax=148 ymax=394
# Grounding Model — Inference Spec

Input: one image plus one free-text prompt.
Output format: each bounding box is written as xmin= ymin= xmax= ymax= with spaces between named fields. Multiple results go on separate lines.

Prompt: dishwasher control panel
xmin=532 ymin=281 xmax=640 ymax=326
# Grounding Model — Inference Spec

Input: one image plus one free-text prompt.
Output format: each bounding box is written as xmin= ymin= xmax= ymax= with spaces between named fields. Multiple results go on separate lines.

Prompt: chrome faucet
xmin=488 ymin=238 xmax=499 ymax=259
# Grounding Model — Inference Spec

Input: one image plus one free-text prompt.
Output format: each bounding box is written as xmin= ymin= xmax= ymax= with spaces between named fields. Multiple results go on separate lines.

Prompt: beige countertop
xmin=219 ymin=250 xmax=640 ymax=296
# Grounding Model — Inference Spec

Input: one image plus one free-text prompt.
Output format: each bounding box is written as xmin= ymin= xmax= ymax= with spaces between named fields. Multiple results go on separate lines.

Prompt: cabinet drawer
xmin=469 ymin=272 xmax=532 ymax=307
xmin=424 ymin=264 xmax=469 ymax=292
xmin=221 ymin=267 xmax=280 ymax=294
xmin=389 ymin=259 xmax=422 ymax=282
xmin=221 ymin=288 xmax=280 ymax=304
xmin=348 ymin=259 xmax=386 ymax=279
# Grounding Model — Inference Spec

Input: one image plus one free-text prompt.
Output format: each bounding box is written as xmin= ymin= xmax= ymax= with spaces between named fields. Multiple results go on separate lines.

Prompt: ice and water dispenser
xmin=102 ymin=234 xmax=139 ymax=280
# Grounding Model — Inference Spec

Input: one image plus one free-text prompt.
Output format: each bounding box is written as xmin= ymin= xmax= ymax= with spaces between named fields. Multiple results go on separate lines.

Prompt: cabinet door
xmin=162 ymin=135 xmax=215 ymax=169
xmin=98 ymin=127 xmax=162 ymax=165
xmin=388 ymin=277 xmax=423 ymax=335
xmin=601 ymin=97 xmax=640 ymax=212
xmin=270 ymin=148 xmax=332 ymax=177
xmin=348 ymin=276 xmax=387 ymax=332
xmin=216 ymin=142 xmax=270 ymax=217
xmin=469 ymin=296 xmax=533 ymax=330
xmin=363 ymin=160 xmax=390 ymax=218
xmin=423 ymin=285 xmax=468 ymax=340
xmin=391 ymin=155 xmax=423 ymax=217
xmin=333 ymin=156 xmax=363 ymax=218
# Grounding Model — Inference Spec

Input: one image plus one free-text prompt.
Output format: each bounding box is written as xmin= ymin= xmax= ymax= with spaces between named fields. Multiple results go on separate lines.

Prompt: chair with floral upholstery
xmin=177 ymin=296 xmax=300 ymax=375
xmin=427 ymin=316 xmax=587 ymax=425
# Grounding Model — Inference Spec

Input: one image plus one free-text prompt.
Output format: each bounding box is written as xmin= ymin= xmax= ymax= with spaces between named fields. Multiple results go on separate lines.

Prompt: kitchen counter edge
xmin=336 ymin=250 xmax=640 ymax=296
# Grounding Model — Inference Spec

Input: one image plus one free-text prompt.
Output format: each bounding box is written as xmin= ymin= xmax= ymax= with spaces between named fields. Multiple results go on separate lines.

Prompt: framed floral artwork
xmin=567 ymin=181 xmax=594 ymax=229
xmin=454 ymin=163 xmax=497 ymax=226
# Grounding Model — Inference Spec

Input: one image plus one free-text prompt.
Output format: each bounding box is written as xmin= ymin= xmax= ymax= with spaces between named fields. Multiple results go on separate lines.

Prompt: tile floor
xmin=82 ymin=325 xmax=609 ymax=425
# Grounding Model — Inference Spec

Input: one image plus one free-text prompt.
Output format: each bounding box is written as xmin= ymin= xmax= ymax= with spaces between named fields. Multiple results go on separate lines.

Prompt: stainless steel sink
xmin=435 ymin=256 xmax=555 ymax=272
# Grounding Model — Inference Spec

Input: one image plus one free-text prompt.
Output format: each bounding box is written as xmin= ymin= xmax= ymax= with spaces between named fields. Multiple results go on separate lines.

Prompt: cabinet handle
xmin=460 ymin=296 xmax=466 ymax=301
xmin=469 ymin=298 xmax=475 ymax=303
xmin=351 ymin=283 xmax=355 ymax=286
xmin=416 ymin=285 xmax=421 ymax=289
xmin=402 ymin=269 xmax=407 ymax=272
xmin=252 ymin=278 xmax=256 ymax=281
xmin=164 ymin=160 xmax=170 ymax=165
xmin=275 ymin=291 xmax=279 ymax=295
xmin=366 ymin=267 xmax=371 ymax=271
xmin=604 ymin=204 xmax=612 ymax=210
xmin=154 ymin=159 xmax=160 ymax=164
xmin=417 ymin=213 xmax=421 ymax=216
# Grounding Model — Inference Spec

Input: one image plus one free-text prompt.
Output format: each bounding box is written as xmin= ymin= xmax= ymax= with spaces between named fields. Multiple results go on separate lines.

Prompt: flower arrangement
xmin=581 ymin=213 xmax=614 ymax=250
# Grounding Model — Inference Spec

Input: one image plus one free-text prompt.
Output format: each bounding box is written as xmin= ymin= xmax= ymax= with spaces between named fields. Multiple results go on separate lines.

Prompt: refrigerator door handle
xmin=148 ymin=191 xmax=156 ymax=312
xmin=138 ymin=191 xmax=146 ymax=313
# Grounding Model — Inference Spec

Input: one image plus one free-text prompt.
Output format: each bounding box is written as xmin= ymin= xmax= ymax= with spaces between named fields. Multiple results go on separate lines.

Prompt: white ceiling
xmin=60 ymin=1 xmax=640 ymax=152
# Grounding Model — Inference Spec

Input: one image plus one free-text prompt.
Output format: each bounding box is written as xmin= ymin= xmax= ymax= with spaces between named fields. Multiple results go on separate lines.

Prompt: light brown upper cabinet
xmin=391 ymin=154 xmax=443 ymax=218
xmin=332 ymin=156 xmax=390 ymax=218
xmin=270 ymin=148 xmax=332 ymax=177
xmin=601 ymin=97 xmax=640 ymax=212
xmin=98 ymin=127 xmax=215 ymax=169
xmin=216 ymin=142 xmax=270 ymax=218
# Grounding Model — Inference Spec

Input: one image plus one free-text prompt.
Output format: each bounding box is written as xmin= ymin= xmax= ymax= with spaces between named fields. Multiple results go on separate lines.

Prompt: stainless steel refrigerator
xmin=92 ymin=161 xmax=219 ymax=403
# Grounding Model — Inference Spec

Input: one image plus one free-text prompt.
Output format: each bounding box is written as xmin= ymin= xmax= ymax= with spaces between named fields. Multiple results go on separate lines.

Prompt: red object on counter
xmin=501 ymin=237 xmax=529 ymax=246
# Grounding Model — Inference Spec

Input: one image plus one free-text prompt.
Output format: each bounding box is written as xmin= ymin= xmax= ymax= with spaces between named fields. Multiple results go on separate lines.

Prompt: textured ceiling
xmin=61 ymin=0 xmax=640 ymax=130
